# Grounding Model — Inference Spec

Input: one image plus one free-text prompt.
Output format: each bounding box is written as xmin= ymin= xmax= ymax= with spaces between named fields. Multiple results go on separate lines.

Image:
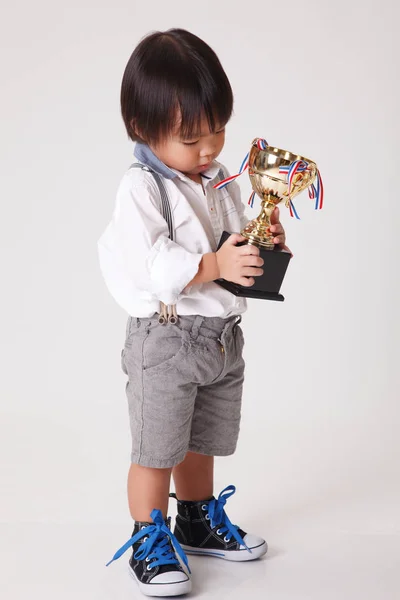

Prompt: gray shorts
xmin=121 ymin=313 xmax=245 ymax=468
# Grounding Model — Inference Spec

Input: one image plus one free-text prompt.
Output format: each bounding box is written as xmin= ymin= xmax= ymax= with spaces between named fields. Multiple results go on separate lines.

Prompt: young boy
xmin=98 ymin=28 xmax=287 ymax=597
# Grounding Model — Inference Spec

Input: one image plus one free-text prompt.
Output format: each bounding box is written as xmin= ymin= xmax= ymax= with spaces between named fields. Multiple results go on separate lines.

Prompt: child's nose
xmin=200 ymin=143 xmax=216 ymax=158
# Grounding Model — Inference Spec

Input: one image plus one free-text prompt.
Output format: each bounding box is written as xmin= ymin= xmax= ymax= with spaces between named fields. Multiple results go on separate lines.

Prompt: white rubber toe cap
xmin=239 ymin=533 xmax=268 ymax=559
xmin=241 ymin=533 xmax=268 ymax=550
xmin=132 ymin=566 xmax=192 ymax=597
xmin=151 ymin=570 xmax=190 ymax=584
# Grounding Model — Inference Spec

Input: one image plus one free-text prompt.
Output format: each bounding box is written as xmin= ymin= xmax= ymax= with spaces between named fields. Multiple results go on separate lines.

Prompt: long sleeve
xmin=105 ymin=173 xmax=203 ymax=306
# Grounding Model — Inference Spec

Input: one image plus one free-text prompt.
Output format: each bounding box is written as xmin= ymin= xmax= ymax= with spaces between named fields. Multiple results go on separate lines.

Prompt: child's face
xmin=150 ymin=114 xmax=226 ymax=177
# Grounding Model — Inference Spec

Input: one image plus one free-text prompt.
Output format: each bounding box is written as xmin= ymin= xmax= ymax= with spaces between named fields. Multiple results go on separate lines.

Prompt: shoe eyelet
xmin=143 ymin=537 xmax=148 ymax=542
xmin=141 ymin=526 xmax=146 ymax=530
xmin=146 ymin=564 xmax=152 ymax=571
xmin=224 ymin=536 xmax=230 ymax=543
xmin=201 ymin=504 xmax=207 ymax=511
xmin=217 ymin=529 xmax=222 ymax=535
xmin=145 ymin=557 xmax=150 ymax=562
xmin=205 ymin=514 xmax=210 ymax=520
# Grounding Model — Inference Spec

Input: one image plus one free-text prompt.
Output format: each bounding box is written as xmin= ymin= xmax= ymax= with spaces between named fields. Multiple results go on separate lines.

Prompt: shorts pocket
xmin=142 ymin=326 xmax=189 ymax=375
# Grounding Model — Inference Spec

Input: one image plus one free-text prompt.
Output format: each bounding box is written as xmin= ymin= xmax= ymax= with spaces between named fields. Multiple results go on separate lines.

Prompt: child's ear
xmin=131 ymin=121 xmax=148 ymax=144
xmin=130 ymin=118 xmax=141 ymax=139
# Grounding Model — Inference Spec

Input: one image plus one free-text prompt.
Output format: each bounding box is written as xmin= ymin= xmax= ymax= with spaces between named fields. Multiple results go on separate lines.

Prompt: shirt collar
xmin=134 ymin=143 xmax=177 ymax=179
xmin=133 ymin=143 xmax=223 ymax=185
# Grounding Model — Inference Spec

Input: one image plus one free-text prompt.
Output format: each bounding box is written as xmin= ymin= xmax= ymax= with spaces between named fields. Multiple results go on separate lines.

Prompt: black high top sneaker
xmin=106 ymin=509 xmax=192 ymax=597
xmin=170 ymin=485 xmax=268 ymax=562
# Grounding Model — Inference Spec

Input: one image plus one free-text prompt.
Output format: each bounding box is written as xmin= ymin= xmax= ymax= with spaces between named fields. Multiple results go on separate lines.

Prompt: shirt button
xmin=210 ymin=207 xmax=214 ymax=211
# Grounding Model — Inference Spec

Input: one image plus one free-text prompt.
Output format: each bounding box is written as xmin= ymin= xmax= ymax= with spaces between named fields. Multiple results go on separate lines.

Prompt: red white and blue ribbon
xmin=255 ymin=138 xmax=268 ymax=150
xmin=279 ymin=161 xmax=324 ymax=219
xmin=213 ymin=152 xmax=251 ymax=190
xmin=279 ymin=161 xmax=307 ymax=219
xmin=248 ymin=191 xmax=256 ymax=208
xmin=213 ymin=137 xmax=324 ymax=218
xmin=213 ymin=138 xmax=269 ymax=208
xmin=309 ymin=170 xmax=324 ymax=210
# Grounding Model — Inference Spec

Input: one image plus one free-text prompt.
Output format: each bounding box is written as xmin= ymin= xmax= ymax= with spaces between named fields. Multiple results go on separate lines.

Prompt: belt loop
xmin=190 ymin=315 xmax=204 ymax=340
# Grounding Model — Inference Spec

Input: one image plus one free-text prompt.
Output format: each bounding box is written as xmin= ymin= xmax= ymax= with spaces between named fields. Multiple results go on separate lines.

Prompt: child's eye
xmin=182 ymin=129 xmax=225 ymax=145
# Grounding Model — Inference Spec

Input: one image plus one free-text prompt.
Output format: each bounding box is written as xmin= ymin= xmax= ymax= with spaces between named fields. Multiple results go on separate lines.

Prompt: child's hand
xmin=216 ymin=234 xmax=264 ymax=287
xmin=270 ymin=207 xmax=293 ymax=255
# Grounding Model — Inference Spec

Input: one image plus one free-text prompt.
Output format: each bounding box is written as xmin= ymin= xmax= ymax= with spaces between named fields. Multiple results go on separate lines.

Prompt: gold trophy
xmin=215 ymin=138 xmax=322 ymax=301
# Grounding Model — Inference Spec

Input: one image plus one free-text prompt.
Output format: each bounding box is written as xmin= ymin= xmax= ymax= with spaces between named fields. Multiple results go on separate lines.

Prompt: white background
xmin=1 ymin=1 xmax=399 ymax=598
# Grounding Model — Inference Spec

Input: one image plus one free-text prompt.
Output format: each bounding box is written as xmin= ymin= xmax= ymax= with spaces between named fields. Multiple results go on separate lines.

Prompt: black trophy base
xmin=214 ymin=231 xmax=292 ymax=302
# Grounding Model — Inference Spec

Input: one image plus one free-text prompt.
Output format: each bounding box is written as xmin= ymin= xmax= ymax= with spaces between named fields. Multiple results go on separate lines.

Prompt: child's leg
xmin=113 ymin=462 xmax=192 ymax=596
xmin=127 ymin=463 xmax=172 ymax=521
xmin=169 ymin=317 xmax=267 ymax=561
xmin=172 ymin=452 xmax=214 ymax=501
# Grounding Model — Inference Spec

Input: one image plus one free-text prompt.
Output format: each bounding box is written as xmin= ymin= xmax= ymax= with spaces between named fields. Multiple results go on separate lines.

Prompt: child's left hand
xmin=270 ymin=207 xmax=292 ymax=255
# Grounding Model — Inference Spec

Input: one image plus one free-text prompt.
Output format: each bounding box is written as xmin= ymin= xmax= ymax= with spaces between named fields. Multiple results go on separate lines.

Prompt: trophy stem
xmin=241 ymin=197 xmax=277 ymax=250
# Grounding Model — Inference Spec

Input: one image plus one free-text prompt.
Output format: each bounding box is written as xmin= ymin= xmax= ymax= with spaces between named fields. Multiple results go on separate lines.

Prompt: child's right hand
xmin=216 ymin=233 xmax=264 ymax=287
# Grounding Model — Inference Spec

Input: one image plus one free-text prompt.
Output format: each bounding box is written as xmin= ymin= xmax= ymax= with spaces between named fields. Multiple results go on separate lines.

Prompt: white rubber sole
xmin=180 ymin=541 xmax=268 ymax=562
xmin=128 ymin=564 xmax=192 ymax=597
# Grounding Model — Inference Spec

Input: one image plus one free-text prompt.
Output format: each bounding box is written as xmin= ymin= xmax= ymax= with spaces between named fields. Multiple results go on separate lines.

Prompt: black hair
xmin=120 ymin=29 xmax=233 ymax=145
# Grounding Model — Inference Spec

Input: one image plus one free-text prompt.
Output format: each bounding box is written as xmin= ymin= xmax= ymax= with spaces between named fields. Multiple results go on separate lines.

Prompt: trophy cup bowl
xmin=242 ymin=141 xmax=317 ymax=249
xmin=215 ymin=139 xmax=319 ymax=302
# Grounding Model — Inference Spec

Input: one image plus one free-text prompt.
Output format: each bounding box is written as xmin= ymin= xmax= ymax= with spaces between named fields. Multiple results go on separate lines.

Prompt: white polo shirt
xmin=97 ymin=143 xmax=250 ymax=318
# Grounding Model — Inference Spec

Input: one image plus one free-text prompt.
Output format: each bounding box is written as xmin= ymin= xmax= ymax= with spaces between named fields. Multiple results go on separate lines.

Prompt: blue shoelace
xmin=106 ymin=509 xmax=191 ymax=572
xmin=205 ymin=485 xmax=251 ymax=553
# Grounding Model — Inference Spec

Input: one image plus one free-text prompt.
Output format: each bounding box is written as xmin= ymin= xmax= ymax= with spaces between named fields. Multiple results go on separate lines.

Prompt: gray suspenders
xmin=129 ymin=163 xmax=174 ymax=241
xmin=129 ymin=163 xmax=178 ymax=325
